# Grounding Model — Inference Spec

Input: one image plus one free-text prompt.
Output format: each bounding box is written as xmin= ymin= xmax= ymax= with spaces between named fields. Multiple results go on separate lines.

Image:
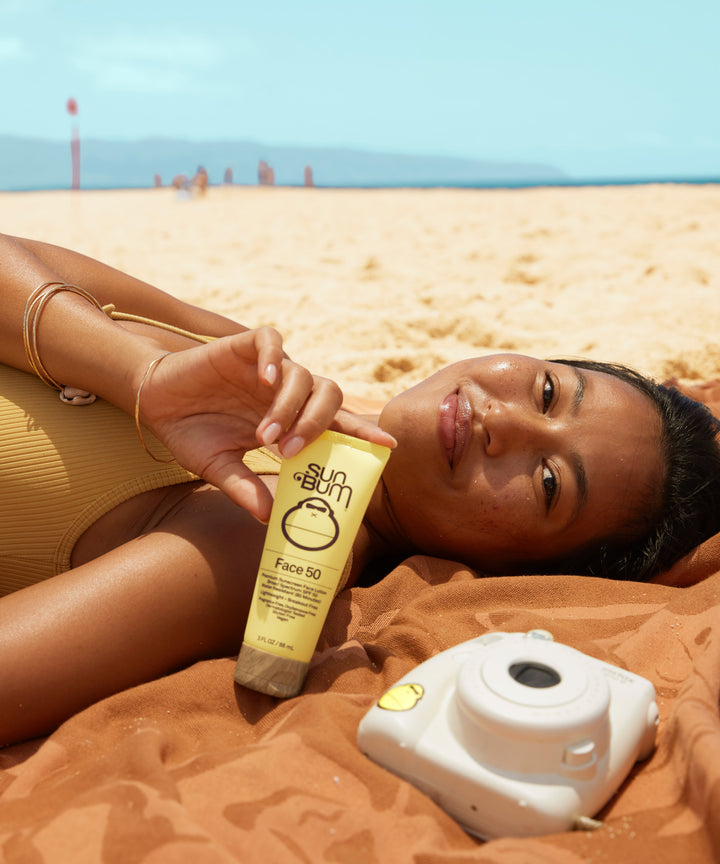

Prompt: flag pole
xmin=66 ymin=98 xmax=80 ymax=190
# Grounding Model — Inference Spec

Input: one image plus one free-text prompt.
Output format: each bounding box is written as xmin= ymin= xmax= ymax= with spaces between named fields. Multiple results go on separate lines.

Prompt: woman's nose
xmin=483 ymin=401 xmax=550 ymax=456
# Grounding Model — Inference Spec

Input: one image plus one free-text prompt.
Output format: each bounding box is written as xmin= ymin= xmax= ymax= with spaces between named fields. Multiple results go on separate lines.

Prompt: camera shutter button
xmin=563 ymin=738 xmax=597 ymax=768
xmin=526 ymin=629 xmax=554 ymax=642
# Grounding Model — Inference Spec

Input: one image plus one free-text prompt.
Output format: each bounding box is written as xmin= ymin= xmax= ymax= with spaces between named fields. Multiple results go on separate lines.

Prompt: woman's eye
xmin=542 ymin=374 xmax=554 ymax=413
xmin=542 ymin=463 xmax=557 ymax=508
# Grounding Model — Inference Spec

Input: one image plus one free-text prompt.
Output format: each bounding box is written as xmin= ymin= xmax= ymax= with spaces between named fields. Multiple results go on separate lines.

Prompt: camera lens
xmin=508 ymin=662 xmax=562 ymax=688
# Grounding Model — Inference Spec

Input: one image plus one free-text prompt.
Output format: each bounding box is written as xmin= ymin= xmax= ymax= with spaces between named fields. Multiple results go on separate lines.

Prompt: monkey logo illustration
xmin=281 ymin=497 xmax=340 ymax=551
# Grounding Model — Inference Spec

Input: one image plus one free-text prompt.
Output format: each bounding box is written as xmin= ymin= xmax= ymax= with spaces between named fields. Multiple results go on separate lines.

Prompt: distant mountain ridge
xmin=0 ymin=135 xmax=566 ymax=191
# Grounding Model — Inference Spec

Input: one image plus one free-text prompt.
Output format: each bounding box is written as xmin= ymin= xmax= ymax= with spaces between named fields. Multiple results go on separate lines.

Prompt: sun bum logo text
xmin=292 ymin=463 xmax=353 ymax=508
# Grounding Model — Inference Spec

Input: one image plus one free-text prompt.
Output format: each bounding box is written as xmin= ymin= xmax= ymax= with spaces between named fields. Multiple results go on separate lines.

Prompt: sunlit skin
xmin=370 ymin=354 xmax=665 ymax=572
xmin=0 ymin=232 xmax=674 ymax=745
xmin=0 ymin=352 xmax=665 ymax=744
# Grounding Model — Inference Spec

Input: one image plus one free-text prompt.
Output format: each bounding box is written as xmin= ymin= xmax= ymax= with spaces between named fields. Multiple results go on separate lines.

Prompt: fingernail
xmin=263 ymin=363 xmax=278 ymax=386
xmin=281 ymin=436 xmax=305 ymax=459
xmin=261 ymin=422 xmax=283 ymax=445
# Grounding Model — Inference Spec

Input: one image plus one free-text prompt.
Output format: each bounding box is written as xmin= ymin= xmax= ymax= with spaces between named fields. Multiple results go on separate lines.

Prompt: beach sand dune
xmin=3 ymin=184 xmax=719 ymax=399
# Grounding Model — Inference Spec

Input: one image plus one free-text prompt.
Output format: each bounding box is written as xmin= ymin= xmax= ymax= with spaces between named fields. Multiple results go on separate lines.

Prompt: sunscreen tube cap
xmin=234 ymin=642 xmax=309 ymax=698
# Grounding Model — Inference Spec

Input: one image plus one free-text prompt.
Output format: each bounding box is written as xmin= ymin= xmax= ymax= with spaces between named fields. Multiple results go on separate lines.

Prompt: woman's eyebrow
xmin=570 ymin=367 xmax=586 ymax=414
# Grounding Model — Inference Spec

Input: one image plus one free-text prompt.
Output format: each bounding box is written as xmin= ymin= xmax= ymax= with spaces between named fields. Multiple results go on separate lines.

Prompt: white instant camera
xmin=357 ymin=630 xmax=659 ymax=839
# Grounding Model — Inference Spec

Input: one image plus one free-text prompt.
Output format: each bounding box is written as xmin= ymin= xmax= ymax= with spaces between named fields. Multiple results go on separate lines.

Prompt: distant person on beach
xmin=258 ymin=160 xmax=275 ymax=186
xmin=192 ymin=166 xmax=209 ymax=195
xmin=0 ymin=231 xmax=718 ymax=746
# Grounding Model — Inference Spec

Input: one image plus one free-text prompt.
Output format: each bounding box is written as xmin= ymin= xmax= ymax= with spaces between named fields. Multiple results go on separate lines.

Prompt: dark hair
xmin=549 ymin=359 xmax=720 ymax=582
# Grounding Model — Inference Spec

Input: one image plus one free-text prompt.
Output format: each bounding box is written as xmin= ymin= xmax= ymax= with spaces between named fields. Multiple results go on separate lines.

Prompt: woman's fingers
xmin=257 ymin=368 xmax=344 ymax=457
xmin=277 ymin=374 xmax=345 ymax=457
xmin=138 ymin=330 xmax=393 ymax=516
xmin=252 ymin=326 xmax=285 ymax=387
xmin=203 ymin=456 xmax=276 ymax=522
xmin=331 ymin=409 xmax=398 ymax=450
xmin=252 ymin=338 xmax=398 ymax=456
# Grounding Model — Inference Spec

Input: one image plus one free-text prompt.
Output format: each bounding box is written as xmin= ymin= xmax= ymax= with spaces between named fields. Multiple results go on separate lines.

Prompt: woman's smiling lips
xmin=439 ymin=389 xmax=472 ymax=467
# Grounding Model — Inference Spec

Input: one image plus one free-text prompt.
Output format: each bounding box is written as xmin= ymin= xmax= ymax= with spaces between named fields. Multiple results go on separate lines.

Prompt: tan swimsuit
xmin=1 ymin=303 xmax=355 ymax=596
xmin=0 ymin=359 xmax=293 ymax=596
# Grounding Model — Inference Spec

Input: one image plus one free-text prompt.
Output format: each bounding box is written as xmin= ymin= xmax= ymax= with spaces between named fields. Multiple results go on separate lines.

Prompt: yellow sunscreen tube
xmin=234 ymin=430 xmax=391 ymax=698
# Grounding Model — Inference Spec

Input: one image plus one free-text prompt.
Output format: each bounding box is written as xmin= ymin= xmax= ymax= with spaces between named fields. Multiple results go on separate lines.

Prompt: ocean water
xmin=4 ymin=175 xmax=720 ymax=193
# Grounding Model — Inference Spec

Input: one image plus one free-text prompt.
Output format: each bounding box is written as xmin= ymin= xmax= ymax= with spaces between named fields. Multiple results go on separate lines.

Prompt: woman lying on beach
xmin=1 ymin=232 xmax=719 ymax=747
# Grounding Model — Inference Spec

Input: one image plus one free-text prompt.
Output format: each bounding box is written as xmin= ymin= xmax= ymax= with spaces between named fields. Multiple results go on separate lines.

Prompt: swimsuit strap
xmin=103 ymin=306 xmax=216 ymax=344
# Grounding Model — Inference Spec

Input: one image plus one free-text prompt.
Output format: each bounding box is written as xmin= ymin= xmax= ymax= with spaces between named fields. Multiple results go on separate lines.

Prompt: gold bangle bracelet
xmin=134 ymin=352 xmax=176 ymax=463
xmin=23 ymin=281 xmax=104 ymax=390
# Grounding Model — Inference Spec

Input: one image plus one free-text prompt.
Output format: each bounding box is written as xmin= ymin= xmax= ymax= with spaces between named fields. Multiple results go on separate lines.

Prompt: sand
xmin=2 ymin=183 xmax=719 ymax=401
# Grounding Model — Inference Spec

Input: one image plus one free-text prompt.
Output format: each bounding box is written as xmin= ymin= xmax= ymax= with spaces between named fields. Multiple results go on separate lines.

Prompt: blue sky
xmin=1 ymin=0 xmax=718 ymax=180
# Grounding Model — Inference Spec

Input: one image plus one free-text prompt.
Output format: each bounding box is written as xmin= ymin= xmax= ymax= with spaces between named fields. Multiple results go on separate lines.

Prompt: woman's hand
xmin=137 ymin=328 xmax=395 ymax=521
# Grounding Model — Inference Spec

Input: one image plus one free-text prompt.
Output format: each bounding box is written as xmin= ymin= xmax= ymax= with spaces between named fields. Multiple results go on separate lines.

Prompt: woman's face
xmin=378 ymin=354 xmax=664 ymax=571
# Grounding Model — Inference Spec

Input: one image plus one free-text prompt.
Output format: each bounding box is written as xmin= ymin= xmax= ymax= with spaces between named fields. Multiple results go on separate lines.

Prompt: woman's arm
xmin=0 ymin=233 xmax=395 ymax=519
xmin=0 ymin=483 xmax=265 ymax=746
xmin=0 ymin=232 xmax=172 ymax=412
xmin=11 ymin=234 xmax=250 ymax=340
